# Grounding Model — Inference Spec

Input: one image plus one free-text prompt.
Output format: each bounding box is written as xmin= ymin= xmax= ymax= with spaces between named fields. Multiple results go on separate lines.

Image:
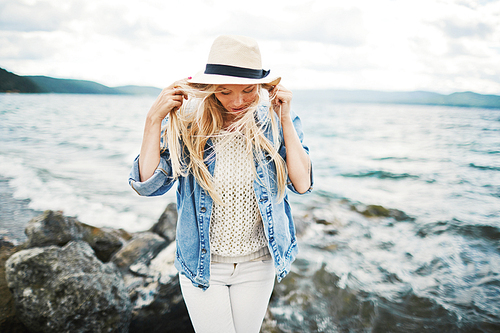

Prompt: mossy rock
xmin=356 ymin=205 xmax=414 ymax=221
xmin=361 ymin=205 xmax=391 ymax=217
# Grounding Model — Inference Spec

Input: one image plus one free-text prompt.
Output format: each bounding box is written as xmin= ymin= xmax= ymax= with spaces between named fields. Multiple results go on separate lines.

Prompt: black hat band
xmin=204 ymin=64 xmax=270 ymax=79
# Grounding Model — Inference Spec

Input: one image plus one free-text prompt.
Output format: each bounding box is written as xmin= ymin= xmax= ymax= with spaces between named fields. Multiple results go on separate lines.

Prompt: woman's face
xmin=214 ymin=84 xmax=258 ymax=116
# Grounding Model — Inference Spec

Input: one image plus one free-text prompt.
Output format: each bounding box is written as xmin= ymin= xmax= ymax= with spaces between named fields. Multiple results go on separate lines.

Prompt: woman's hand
xmin=147 ymin=80 xmax=189 ymax=124
xmin=268 ymin=84 xmax=311 ymax=194
xmin=268 ymin=84 xmax=293 ymax=120
xmin=139 ymin=79 xmax=188 ymax=182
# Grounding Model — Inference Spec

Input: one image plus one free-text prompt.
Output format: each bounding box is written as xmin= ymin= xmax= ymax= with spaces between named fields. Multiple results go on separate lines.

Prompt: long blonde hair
xmin=162 ymin=82 xmax=287 ymax=204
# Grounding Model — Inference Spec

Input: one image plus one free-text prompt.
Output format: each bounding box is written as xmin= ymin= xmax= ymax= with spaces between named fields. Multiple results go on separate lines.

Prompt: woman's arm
xmin=270 ymin=85 xmax=311 ymax=194
xmin=139 ymin=81 xmax=187 ymax=182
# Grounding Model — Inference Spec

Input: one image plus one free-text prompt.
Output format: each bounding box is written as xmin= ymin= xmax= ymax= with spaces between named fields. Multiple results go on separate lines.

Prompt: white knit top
xmin=209 ymin=132 xmax=270 ymax=263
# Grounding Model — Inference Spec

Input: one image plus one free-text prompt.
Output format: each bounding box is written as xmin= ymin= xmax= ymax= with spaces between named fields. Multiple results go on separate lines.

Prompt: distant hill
xmin=27 ymin=76 xmax=118 ymax=94
xmin=0 ymin=67 xmax=42 ymax=93
xmin=293 ymin=89 xmax=500 ymax=109
xmin=2 ymin=67 xmax=500 ymax=108
xmin=0 ymin=67 xmax=161 ymax=95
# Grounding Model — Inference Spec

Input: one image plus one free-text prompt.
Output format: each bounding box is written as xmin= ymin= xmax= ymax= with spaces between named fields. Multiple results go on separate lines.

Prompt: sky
xmin=1 ymin=0 xmax=499 ymax=94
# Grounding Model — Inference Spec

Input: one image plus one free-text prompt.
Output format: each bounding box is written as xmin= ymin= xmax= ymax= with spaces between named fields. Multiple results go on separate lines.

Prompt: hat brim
xmin=188 ymin=71 xmax=281 ymax=86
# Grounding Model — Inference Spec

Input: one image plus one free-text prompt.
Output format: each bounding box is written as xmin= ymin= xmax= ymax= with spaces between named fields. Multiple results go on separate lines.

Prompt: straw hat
xmin=188 ymin=35 xmax=281 ymax=86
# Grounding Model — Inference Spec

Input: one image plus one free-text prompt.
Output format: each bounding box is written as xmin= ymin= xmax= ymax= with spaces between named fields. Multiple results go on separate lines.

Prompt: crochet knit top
xmin=209 ymin=132 xmax=271 ymax=263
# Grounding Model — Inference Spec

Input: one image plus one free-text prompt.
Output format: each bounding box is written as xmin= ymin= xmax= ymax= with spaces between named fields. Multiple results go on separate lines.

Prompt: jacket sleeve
xmin=279 ymin=109 xmax=314 ymax=195
xmin=128 ymin=148 xmax=177 ymax=196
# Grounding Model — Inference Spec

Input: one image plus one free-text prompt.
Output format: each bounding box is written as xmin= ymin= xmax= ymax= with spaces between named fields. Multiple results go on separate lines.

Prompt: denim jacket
xmin=129 ymin=104 xmax=313 ymax=290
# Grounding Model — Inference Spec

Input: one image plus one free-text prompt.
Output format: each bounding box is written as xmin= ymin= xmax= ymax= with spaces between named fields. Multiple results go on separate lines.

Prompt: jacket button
xmin=201 ymin=248 xmax=207 ymax=254
xmin=200 ymin=207 xmax=206 ymax=213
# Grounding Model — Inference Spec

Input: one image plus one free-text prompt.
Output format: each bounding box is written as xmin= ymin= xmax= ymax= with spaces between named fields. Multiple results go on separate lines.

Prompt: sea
xmin=0 ymin=93 xmax=499 ymax=332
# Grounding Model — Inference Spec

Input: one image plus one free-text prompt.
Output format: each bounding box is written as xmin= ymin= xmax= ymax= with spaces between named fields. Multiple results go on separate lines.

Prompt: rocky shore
xmin=1 ymin=201 xmax=414 ymax=333
xmin=1 ymin=204 xmax=193 ymax=333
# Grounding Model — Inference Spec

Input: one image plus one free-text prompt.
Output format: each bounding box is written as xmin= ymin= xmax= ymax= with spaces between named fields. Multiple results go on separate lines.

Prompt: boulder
xmin=111 ymin=232 xmax=167 ymax=271
xmin=149 ymin=203 xmax=177 ymax=243
xmin=0 ymin=237 xmax=29 ymax=333
xmin=125 ymin=242 xmax=194 ymax=333
xmin=5 ymin=240 xmax=132 ymax=333
xmin=25 ymin=210 xmax=130 ymax=262
xmin=88 ymin=226 xmax=132 ymax=262
xmin=24 ymin=210 xmax=78 ymax=247
xmin=109 ymin=231 xmax=193 ymax=332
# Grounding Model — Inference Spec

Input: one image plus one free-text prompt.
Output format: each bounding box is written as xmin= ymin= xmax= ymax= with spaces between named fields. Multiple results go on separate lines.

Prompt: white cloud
xmin=437 ymin=19 xmax=494 ymax=39
xmin=0 ymin=0 xmax=499 ymax=94
xmin=207 ymin=5 xmax=367 ymax=47
xmin=0 ymin=0 xmax=67 ymax=32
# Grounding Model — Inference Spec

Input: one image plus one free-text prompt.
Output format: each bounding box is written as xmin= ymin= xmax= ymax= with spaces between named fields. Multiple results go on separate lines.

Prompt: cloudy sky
xmin=1 ymin=0 xmax=499 ymax=94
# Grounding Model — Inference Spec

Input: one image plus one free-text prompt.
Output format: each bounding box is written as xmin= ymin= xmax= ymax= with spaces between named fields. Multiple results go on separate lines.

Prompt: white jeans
xmin=179 ymin=260 xmax=275 ymax=333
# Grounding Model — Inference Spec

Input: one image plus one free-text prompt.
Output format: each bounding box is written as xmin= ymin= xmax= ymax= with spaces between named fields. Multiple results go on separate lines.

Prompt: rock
xmin=360 ymin=204 xmax=391 ymax=218
xmin=88 ymin=226 xmax=132 ymax=262
xmin=25 ymin=210 xmax=130 ymax=262
xmin=312 ymin=208 xmax=337 ymax=225
xmin=387 ymin=208 xmax=415 ymax=222
xmin=24 ymin=210 xmax=78 ymax=247
xmin=0 ymin=237 xmax=29 ymax=333
xmin=111 ymin=232 xmax=193 ymax=332
xmin=150 ymin=203 xmax=178 ymax=244
xmin=311 ymin=205 xmax=347 ymax=227
xmin=125 ymin=242 xmax=194 ymax=333
xmin=5 ymin=240 xmax=132 ymax=333
xmin=111 ymin=232 xmax=167 ymax=271
xmin=354 ymin=204 xmax=414 ymax=221
xmin=269 ymin=262 xmax=374 ymax=332
xmin=324 ymin=228 xmax=339 ymax=236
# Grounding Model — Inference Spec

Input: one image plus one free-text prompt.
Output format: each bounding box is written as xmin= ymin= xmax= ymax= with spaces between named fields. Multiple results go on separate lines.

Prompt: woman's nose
xmin=233 ymin=94 xmax=244 ymax=107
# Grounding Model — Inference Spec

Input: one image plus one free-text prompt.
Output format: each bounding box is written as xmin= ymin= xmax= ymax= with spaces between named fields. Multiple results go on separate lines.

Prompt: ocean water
xmin=1 ymin=93 xmax=499 ymax=332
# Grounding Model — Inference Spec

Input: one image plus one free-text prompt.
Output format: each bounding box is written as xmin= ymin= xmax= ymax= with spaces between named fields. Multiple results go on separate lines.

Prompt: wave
xmin=417 ymin=219 xmax=500 ymax=242
xmin=452 ymin=223 xmax=500 ymax=242
xmin=0 ymin=175 xmax=40 ymax=243
xmin=469 ymin=163 xmax=500 ymax=172
xmin=341 ymin=170 xmax=420 ymax=180
xmin=269 ymin=259 xmax=494 ymax=332
xmin=0 ymin=154 xmax=160 ymax=236
xmin=372 ymin=157 xmax=411 ymax=161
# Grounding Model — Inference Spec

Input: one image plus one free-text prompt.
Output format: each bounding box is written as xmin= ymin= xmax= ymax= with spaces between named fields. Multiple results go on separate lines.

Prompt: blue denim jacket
xmin=129 ymin=104 xmax=313 ymax=290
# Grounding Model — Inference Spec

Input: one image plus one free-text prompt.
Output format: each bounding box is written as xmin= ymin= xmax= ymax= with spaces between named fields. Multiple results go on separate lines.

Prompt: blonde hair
xmin=162 ymin=82 xmax=287 ymax=204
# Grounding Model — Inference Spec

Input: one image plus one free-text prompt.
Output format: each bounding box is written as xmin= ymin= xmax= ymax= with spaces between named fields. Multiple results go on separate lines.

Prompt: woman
xmin=129 ymin=35 xmax=313 ymax=333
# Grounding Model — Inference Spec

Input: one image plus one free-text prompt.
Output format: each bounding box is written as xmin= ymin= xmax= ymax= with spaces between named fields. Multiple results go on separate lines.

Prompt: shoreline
xmin=0 ymin=176 xmax=41 ymax=244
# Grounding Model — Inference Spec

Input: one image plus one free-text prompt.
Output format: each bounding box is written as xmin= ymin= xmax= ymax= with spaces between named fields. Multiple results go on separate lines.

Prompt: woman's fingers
xmin=150 ymin=78 xmax=192 ymax=120
xmin=172 ymin=89 xmax=188 ymax=100
xmin=172 ymin=78 xmax=191 ymax=98
xmin=274 ymin=86 xmax=292 ymax=104
xmin=269 ymin=84 xmax=293 ymax=119
xmin=169 ymin=93 xmax=184 ymax=111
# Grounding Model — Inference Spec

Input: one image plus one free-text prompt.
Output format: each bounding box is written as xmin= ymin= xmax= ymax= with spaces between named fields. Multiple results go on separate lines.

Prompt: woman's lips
xmin=230 ymin=107 xmax=245 ymax=113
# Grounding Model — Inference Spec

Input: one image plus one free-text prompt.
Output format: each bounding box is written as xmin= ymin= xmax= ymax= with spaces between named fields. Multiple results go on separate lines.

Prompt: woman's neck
xmin=222 ymin=114 xmax=239 ymax=131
